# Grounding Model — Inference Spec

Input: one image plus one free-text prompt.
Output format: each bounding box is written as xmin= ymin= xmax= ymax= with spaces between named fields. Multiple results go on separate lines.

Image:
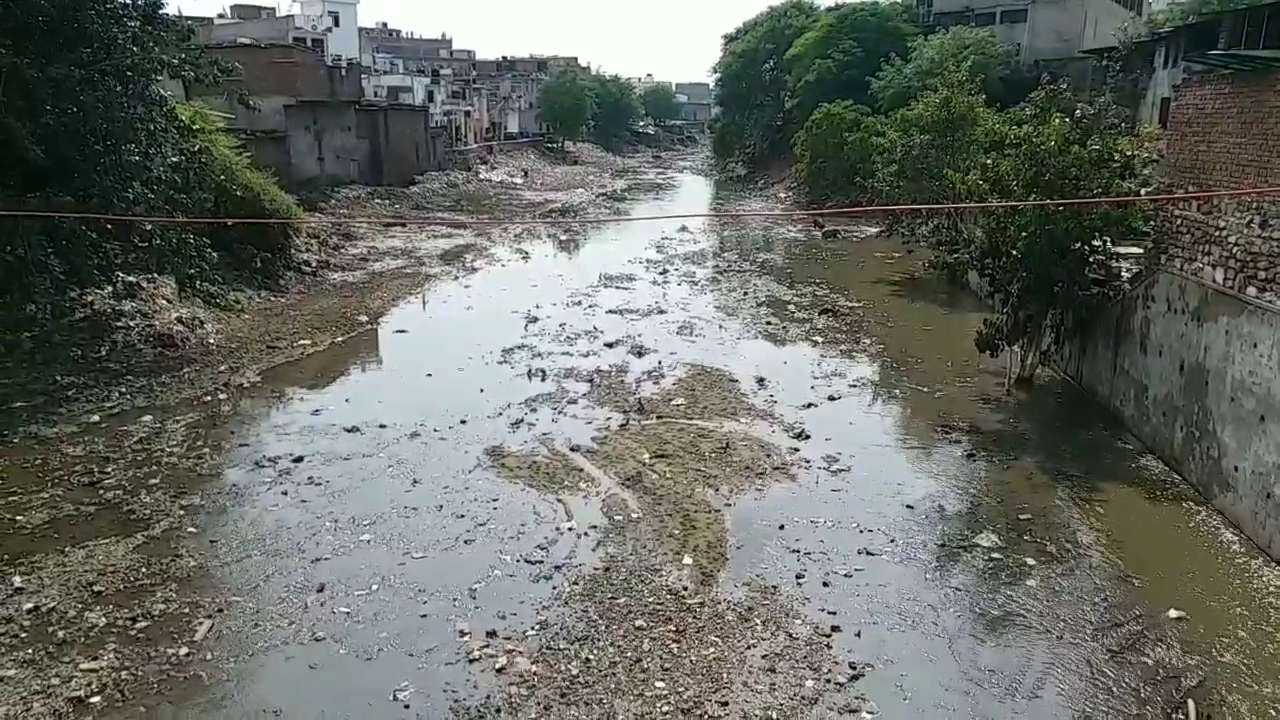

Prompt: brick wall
xmin=1163 ymin=71 xmax=1280 ymax=191
xmin=206 ymin=45 xmax=362 ymax=101
xmin=1151 ymin=70 xmax=1280 ymax=305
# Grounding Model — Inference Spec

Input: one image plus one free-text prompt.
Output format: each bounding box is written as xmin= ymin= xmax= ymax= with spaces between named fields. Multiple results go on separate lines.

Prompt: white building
xmin=921 ymin=0 xmax=1142 ymax=62
xmin=192 ymin=2 xmax=360 ymax=65
xmin=298 ymin=0 xmax=360 ymax=63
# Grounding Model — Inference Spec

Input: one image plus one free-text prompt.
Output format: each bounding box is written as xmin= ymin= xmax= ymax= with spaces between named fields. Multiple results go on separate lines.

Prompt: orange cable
xmin=0 ymin=186 xmax=1274 ymax=226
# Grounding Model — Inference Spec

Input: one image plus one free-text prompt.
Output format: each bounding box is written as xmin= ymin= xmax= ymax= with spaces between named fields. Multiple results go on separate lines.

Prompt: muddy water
xmin=156 ymin=165 xmax=1280 ymax=717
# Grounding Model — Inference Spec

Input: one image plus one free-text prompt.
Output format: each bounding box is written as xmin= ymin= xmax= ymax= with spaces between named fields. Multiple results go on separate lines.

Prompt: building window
xmin=1158 ymin=97 xmax=1172 ymax=129
xmin=934 ymin=11 xmax=972 ymax=26
xmin=974 ymin=11 xmax=997 ymax=26
xmin=309 ymin=37 xmax=326 ymax=52
xmin=327 ymin=10 xmax=341 ymax=28
xmin=1000 ymin=8 xmax=1028 ymax=23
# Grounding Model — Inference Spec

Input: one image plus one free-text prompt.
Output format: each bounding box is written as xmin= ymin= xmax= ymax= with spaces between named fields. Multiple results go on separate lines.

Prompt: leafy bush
xmin=791 ymin=101 xmax=882 ymax=207
xmin=875 ymin=75 xmax=1157 ymax=382
xmin=870 ymin=26 xmax=1038 ymax=113
xmin=0 ymin=0 xmax=300 ymax=352
xmin=538 ymin=71 xmax=596 ymax=143
xmin=712 ymin=0 xmax=822 ymax=167
xmin=588 ymin=75 xmax=643 ymax=149
xmin=783 ymin=2 xmax=916 ymax=132
xmin=641 ymin=85 xmax=681 ymax=124
xmin=172 ymin=103 xmax=302 ymax=284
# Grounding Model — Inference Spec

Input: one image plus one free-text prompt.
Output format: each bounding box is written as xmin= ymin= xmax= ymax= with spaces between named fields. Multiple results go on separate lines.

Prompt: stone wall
xmin=1058 ymin=67 xmax=1280 ymax=560
xmin=1153 ymin=199 xmax=1280 ymax=305
xmin=1146 ymin=69 xmax=1280 ymax=307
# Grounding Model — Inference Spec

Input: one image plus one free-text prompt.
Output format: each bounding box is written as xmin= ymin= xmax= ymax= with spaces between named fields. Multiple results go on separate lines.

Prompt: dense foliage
xmin=589 ymin=75 xmax=644 ymax=149
xmin=711 ymin=0 xmax=821 ymax=168
xmin=870 ymin=26 xmax=1037 ymax=112
xmin=790 ymin=101 xmax=882 ymax=208
xmin=784 ymin=3 xmax=916 ymax=129
xmin=716 ymin=3 xmax=1158 ymax=384
xmin=0 ymin=0 xmax=300 ymax=342
xmin=538 ymin=72 xmax=643 ymax=148
xmin=538 ymin=71 xmax=596 ymax=143
xmin=641 ymin=85 xmax=682 ymax=125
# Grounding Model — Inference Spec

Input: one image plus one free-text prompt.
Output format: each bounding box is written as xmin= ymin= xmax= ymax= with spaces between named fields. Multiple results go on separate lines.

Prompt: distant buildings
xmin=629 ymin=76 xmax=715 ymax=126
xmin=180 ymin=2 xmax=701 ymax=184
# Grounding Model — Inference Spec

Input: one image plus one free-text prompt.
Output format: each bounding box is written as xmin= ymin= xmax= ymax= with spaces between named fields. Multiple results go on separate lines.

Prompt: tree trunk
xmin=1013 ymin=328 xmax=1044 ymax=386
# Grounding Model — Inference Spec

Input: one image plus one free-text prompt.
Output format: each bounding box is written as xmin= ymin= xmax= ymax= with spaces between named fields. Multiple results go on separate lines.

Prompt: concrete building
xmin=297 ymin=0 xmax=360 ymax=62
xmin=628 ymin=74 xmax=673 ymax=93
xmin=187 ymin=43 xmax=448 ymax=188
xmin=190 ymin=2 xmax=360 ymax=65
xmin=360 ymin=22 xmax=456 ymax=70
xmin=474 ymin=56 xmax=585 ymax=138
xmin=674 ymin=82 xmax=712 ymax=105
xmin=672 ymin=81 xmax=713 ymax=124
xmin=358 ymin=22 xmax=489 ymax=146
xmin=1130 ymin=1 xmax=1280 ymax=128
xmin=921 ymin=0 xmax=1141 ymax=62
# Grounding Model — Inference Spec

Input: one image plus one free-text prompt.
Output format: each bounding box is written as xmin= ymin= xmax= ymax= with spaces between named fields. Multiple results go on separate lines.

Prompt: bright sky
xmin=167 ymin=0 xmax=787 ymax=81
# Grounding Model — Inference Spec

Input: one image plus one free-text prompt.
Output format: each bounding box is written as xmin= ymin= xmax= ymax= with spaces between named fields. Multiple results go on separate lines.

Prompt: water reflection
xmin=737 ymin=227 xmax=1280 ymax=715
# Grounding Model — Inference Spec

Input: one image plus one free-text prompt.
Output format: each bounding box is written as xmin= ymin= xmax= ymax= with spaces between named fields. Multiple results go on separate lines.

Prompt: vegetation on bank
xmin=539 ymin=71 xmax=684 ymax=149
xmin=0 ymin=0 xmax=301 ymax=364
xmin=713 ymin=1 xmax=1158 ymax=382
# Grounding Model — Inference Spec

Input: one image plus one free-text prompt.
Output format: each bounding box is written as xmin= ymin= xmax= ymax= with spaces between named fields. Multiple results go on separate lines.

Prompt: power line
xmin=0 ymin=186 xmax=1275 ymax=227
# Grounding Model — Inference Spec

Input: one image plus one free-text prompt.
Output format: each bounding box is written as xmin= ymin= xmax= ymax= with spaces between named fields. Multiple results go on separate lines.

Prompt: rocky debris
xmin=459 ymin=521 xmax=869 ymax=718
xmin=484 ymin=443 xmax=595 ymax=494
xmin=971 ymin=531 xmax=1003 ymax=549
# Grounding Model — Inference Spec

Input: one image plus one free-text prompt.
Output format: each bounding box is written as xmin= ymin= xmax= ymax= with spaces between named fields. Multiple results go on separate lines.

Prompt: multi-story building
xmin=474 ymin=56 xmax=586 ymax=139
xmin=359 ymin=22 xmax=489 ymax=145
xmin=191 ymin=2 xmax=360 ymax=65
xmin=919 ymin=0 xmax=1143 ymax=62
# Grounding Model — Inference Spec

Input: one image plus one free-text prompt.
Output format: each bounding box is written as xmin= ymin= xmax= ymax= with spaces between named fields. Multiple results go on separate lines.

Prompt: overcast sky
xmin=167 ymin=0 xmax=788 ymax=81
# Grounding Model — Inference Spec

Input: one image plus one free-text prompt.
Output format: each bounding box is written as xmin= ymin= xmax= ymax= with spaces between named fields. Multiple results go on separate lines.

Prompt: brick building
xmin=1151 ymin=47 xmax=1280 ymax=305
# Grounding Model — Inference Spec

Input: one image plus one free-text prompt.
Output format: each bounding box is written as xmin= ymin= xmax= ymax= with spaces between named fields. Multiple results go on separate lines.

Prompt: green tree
xmin=538 ymin=71 xmax=595 ymax=143
xmin=870 ymin=26 xmax=1037 ymax=112
xmin=783 ymin=2 xmax=917 ymax=132
xmin=967 ymin=82 xmax=1156 ymax=382
xmin=711 ymin=0 xmax=821 ymax=167
xmin=0 ymin=0 xmax=301 ymax=336
xmin=875 ymin=73 xmax=1157 ymax=384
xmin=791 ymin=101 xmax=883 ymax=207
xmin=641 ymin=84 xmax=682 ymax=124
xmin=873 ymin=70 xmax=998 ymax=209
xmin=589 ymin=74 xmax=642 ymax=149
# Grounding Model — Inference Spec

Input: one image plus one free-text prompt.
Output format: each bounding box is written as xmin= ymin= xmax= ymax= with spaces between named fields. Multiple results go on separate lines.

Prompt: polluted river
xmin=3 ymin=148 xmax=1280 ymax=719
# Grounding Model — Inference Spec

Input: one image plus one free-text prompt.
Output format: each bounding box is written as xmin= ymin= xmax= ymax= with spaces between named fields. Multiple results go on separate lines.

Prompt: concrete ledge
xmin=1060 ymin=270 xmax=1280 ymax=560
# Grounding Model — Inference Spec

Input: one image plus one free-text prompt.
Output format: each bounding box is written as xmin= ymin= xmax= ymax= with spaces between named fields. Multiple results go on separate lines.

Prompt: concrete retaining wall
xmin=1061 ymin=270 xmax=1280 ymax=559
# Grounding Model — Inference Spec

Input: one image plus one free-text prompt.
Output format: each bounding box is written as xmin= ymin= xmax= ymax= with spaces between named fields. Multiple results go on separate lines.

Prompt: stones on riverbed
xmin=1166 ymin=608 xmax=1189 ymax=620
xmin=786 ymin=426 xmax=812 ymax=442
xmin=192 ymin=619 xmax=214 ymax=643
xmin=1017 ymin=513 xmax=1033 ymax=521
xmin=971 ymin=531 xmax=1003 ymax=549
xmin=627 ymin=343 xmax=655 ymax=359
xmin=820 ymin=227 xmax=842 ymax=240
